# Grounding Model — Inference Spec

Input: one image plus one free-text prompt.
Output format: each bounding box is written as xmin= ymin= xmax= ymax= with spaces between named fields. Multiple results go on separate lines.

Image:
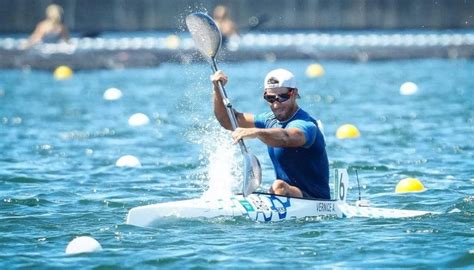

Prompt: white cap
xmin=264 ymin=69 xmax=296 ymax=89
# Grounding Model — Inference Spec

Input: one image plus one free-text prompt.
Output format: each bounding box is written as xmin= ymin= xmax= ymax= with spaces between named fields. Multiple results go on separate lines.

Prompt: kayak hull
xmin=126 ymin=193 xmax=345 ymax=227
xmin=126 ymin=192 xmax=436 ymax=227
xmin=126 ymin=169 xmax=437 ymax=228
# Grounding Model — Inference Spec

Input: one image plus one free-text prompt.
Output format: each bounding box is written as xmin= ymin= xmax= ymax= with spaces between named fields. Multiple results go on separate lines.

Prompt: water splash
xmin=187 ymin=121 xmax=242 ymax=198
xmin=204 ymin=134 xmax=242 ymax=198
xmin=179 ymin=43 xmax=243 ymax=198
xmin=176 ymin=4 xmax=209 ymax=33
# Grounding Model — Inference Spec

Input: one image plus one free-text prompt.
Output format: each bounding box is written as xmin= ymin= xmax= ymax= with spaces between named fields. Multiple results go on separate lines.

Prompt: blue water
xmin=0 ymin=59 xmax=473 ymax=268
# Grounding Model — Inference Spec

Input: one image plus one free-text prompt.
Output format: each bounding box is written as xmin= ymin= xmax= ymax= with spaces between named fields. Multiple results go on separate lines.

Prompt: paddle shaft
xmin=184 ymin=12 xmax=261 ymax=196
xmin=211 ymin=59 xmax=249 ymax=154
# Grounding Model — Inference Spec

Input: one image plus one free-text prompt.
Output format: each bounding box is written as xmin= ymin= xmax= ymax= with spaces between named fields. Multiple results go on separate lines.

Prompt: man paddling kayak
xmin=211 ymin=68 xmax=330 ymax=199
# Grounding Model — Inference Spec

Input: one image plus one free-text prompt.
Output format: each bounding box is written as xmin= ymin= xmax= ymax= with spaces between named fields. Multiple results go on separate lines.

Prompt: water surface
xmin=0 ymin=59 xmax=473 ymax=268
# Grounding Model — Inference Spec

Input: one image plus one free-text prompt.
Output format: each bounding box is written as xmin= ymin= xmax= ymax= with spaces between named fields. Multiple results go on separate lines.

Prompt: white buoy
xmin=128 ymin=113 xmax=150 ymax=126
xmin=65 ymin=236 xmax=102 ymax=255
xmin=103 ymin=87 xmax=122 ymax=101
xmin=400 ymin=81 xmax=418 ymax=95
xmin=115 ymin=155 xmax=141 ymax=168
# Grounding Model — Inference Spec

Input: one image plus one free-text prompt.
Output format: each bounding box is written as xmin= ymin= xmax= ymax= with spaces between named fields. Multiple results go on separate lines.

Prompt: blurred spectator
xmin=213 ymin=5 xmax=239 ymax=45
xmin=23 ymin=4 xmax=69 ymax=49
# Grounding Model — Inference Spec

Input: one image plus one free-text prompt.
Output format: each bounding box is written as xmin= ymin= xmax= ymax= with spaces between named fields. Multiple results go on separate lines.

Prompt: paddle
xmin=186 ymin=12 xmax=262 ymax=196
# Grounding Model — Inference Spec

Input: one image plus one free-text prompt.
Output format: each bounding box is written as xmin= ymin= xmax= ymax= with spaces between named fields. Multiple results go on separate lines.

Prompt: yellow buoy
xmin=305 ymin=63 xmax=325 ymax=78
xmin=165 ymin=35 xmax=181 ymax=50
xmin=336 ymin=124 xmax=360 ymax=139
xmin=53 ymin=65 xmax=73 ymax=80
xmin=395 ymin=178 xmax=426 ymax=193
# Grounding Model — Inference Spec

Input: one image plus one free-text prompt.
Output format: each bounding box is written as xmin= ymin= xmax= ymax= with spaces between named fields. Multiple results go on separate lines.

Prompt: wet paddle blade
xmin=243 ymin=153 xmax=262 ymax=196
xmin=185 ymin=12 xmax=222 ymax=61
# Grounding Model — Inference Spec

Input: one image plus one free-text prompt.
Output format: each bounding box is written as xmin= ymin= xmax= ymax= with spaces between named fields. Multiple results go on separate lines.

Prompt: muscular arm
xmin=24 ymin=22 xmax=47 ymax=49
xmin=212 ymin=71 xmax=255 ymax=130
xmin=232 ymin=127 xmax=306 ymax=148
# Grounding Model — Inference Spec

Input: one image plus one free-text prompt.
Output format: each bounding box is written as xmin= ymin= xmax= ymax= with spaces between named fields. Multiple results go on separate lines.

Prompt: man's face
xmin=264 ymin=87 xmax=297 ymax=121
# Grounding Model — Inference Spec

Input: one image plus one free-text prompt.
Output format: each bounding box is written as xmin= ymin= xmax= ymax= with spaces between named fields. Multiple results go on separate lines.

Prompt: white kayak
xmin=126 ymin=169 xmax=437 ymax=228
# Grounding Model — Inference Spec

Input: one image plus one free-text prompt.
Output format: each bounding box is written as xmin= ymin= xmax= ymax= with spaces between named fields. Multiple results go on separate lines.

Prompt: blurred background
xmin=1 ymin=0 xmax=473 ymax=32
xmin=1 ymin=0 xmax=473 ymax=69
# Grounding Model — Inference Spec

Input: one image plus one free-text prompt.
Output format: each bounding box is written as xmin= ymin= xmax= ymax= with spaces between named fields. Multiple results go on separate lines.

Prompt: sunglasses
xmin=263 ymin=89 xmax=294 ymax=103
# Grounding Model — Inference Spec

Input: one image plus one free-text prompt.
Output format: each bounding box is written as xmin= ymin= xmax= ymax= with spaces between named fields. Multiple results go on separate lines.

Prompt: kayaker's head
xmin=263 ymin=68 xmax=300 ymax=121
xmin=213 ymin=5 xmax=229 ymax=21
xmin=46 ymin=4 xmax=63 ymax=23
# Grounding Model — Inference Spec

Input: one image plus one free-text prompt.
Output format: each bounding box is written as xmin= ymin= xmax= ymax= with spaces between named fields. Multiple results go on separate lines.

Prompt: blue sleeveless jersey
xmin=254 ymin=109 xmax=330 ymax=199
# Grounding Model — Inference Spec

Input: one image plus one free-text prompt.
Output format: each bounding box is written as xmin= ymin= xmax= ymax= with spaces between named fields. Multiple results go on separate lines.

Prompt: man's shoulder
xmin=288 ymin=109 xmax=318 ymax=126
xmin=294 ymin=108 xmax=315 ymax=120
xmin=256 ymin=111 xmax=276 ymax=122
xmin=254 ymin=111 xmax=276 ymax=128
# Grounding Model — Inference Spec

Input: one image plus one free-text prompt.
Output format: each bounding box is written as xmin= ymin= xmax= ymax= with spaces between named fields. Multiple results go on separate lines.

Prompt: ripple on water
xmin=447 ymin=196 xmax=474 ymax=217
xmin=444 ymin=251 xmax=474 ymax=268
xmin=0 ymin=59 xmax=473 ymax=268
xmin=2 ymin=176 xmax=45 ymax=184
xmin=2 ymin=196 xmax=52 ymax=207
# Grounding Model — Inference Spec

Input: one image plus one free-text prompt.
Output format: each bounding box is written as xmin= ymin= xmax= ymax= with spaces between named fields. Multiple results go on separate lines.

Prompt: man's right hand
xmin=211 ymin=70 xmax=228 ymax=88
xmin=211 ymin=69 xmax=256 ymax=130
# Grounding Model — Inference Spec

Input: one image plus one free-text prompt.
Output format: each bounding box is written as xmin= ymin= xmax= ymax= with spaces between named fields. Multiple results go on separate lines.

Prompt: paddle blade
xmin=185 ymin=12 xmax=222 ymax=61
xmin=243 ymin=153 xmax=262 ymax=196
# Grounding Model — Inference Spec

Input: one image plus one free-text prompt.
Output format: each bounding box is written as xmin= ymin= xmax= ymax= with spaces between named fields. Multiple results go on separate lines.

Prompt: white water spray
xmin=187 ymin=121 xmax=242 ymax=198
xmin=203 ymin=133 xmax=242 ymax=198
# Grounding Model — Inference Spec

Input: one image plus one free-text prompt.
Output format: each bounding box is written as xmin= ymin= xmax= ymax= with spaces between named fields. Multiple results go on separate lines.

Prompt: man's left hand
xmin=231 ymin=127 xmax=259 ymax=144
